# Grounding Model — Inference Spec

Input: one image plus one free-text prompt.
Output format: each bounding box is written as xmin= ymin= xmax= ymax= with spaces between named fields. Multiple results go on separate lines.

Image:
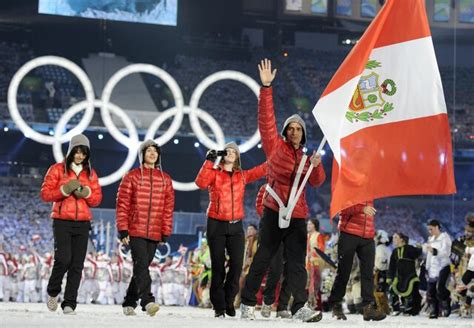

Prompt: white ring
xmin=189 ymin=70 xmax=261 ymax=153
xmin=52 ymin=99 xmax=139 ymax=186
xmin=145 ymin=106 xmax=225 ymax=191
xmin=7 ymin=56 xmax=95 ymax=144
xmin=8 ymin=57 xmax=263 ymax=189
xmin=101 ymin=63 xmax=184 ymax=148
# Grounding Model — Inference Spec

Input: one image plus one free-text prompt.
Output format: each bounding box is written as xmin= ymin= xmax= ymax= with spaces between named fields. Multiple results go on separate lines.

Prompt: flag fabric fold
xmin=312 ymin=0 xmax=456 ymax=218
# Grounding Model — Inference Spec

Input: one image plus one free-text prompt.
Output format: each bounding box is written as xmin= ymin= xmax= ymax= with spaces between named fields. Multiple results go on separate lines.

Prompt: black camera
xmin=216 ymin=150 xmax=227 ymax=157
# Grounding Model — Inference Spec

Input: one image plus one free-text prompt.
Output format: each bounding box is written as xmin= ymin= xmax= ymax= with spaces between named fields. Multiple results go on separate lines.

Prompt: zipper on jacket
xmin=146 ymin=169 xmax=153 ymax=238
xmin=231 ymin=174 xmax=234 ymax=220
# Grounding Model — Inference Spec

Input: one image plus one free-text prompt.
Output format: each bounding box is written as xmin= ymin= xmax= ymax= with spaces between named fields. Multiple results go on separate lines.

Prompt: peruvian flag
xmin=313 ymin=0 xmax=456 ymax=218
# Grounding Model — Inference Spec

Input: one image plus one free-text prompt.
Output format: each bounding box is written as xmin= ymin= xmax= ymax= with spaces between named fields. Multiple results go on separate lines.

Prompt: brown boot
xmin=374 ymin=292 xmax=391 ymax=315
xmin=332 ymin=302 xmax=347 ymax=320
xmin=363 ymin=303 xmax=386 ymax=321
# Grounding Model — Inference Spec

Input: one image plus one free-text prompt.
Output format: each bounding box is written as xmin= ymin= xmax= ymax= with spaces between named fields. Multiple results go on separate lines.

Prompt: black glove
xmin=62 ymin=179 xmax=81 ymax=195
xmin=119 ymin=230 xmax=129 ymax=240
xmin=161 ymin=235 xmax=168 ymax=243
xmin=205 ymin=149 xmax=217 ymax=161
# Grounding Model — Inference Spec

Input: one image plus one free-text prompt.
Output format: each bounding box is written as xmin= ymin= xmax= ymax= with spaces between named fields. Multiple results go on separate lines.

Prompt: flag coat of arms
xmin=312 ymin=0 xmax=456 ymax=218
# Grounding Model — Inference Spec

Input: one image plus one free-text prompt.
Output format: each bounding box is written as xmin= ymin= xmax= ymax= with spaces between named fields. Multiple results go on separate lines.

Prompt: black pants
xmin=427 ymin=265 xmax=451 ymax=313
xmin=328 ymin=232 xmax=375 ymax=306
xmin=207 ymin=218 xmax=245 ymax=312
xmin=262 ymin=243 xmax=291 ymax=311
xmin=47 ymin=219 xmax=90 ymax=310
xmin=241 ymin=207 xmax=307 ymax=315
xmin=123 ymin=237 xmax=158 ymax=310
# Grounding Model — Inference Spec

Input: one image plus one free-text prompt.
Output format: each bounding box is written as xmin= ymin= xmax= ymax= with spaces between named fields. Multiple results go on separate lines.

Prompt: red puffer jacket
xmin=259 ymin=87 xmax=326 ymax=219
xmin=338 ymin=201 xmax=375 ymax=239
xmin=116 ymin=167 xmax=174 ymax=241
xmin=40 ymin=163 xmax=102 ymax=221
xmin=195 ymin=161 xmax=267 ymax=221
xmin=256 ymin=184 xmax=266 ymax=218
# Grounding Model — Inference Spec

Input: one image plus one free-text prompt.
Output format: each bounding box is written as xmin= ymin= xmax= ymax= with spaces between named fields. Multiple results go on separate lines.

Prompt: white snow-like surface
xmin=1 ymin=302 xmax=472 ymax=328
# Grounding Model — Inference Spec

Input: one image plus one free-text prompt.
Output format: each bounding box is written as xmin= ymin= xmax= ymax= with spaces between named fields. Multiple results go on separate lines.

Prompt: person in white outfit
xmin=374 ymin=230 xmax=391 ymax=314
xmin=95 ymin=254 xmax=114 ymax=305
xmin=39 ymin=253 xmax=53 ymax=303
xmin=0 ymin=247 xmax=8 ymax=301
xmin=22 ymin=255 xmax=39 ymax=303
xmin=423 ymin=219 xmax=452 ymax=319
xmin=149 ymin=258 xmax=162 ymax=304
xmin=79 ymin=254 xmax=99 ymax=304
xmin=110 ymin=255 xmax=122 ymax=304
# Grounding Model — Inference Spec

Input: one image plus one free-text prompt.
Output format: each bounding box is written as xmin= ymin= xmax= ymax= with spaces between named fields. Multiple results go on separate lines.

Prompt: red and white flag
xmin=312 ymin=0 xmax=456 ymax=218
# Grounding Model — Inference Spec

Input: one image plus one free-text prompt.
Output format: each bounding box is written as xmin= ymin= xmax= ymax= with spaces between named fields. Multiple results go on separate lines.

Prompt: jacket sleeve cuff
xmin=60 ymin=185 xmax=70 ymax=197
xmin=119 ymin=230 xmax=129 ymax=240
xmin=83 ymin=186 xmax=92 ymax=199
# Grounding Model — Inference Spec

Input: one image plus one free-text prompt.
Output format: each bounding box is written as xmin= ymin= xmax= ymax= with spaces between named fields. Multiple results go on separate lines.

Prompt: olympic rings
xmin=7 ymin=56 xmax=261 ymax=190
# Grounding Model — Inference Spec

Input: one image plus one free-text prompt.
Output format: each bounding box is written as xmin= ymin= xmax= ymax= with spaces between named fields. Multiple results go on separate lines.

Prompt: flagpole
xmin=285 ymin=136 xmax=327 ymax=220
xmin=316 ymin=136 xmax=326 ymax=154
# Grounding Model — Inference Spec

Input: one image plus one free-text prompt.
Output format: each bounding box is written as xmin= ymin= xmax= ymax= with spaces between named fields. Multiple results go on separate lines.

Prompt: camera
xmin=216 ymin=150 xmax=227 ymax=157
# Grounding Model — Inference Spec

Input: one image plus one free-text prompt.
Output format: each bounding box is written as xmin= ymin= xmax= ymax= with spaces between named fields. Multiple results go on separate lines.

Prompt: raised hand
xmin=363 ymin=206 xmax=377 ymax=216
xmin=258 ymin=58 xmax=277 ymax=86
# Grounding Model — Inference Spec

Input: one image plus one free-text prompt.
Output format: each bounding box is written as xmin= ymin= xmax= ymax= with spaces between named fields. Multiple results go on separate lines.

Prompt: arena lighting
xmin=320 ymin=149 xmax=326 ymax=156
xmin=194 ymin=142 xmax=200 ymax=148
xmin=283 ymin=51 xmax=289 ymax=57
xmin=48 ymin=129 xmax=54 ymax=136
xmin=8 ymin=57 xmax=261 ymax=190
xmin=257 ymin=143 xmax=262 ymax=149
xmin=173 ymin=138 xmax=179 ymax=144
xmin=3 ymin=126 xmax=8 ymax=132
xmin=98 ymin=133 xmax=104 ymax=140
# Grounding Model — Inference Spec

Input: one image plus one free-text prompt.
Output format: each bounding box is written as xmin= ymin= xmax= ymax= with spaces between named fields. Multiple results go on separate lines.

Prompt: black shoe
xmin=441 ymin=300 xmax=451 ymax=317
xmin=332 ymin=302 xmax=347 ymax=320
xmin=429 ymin=312 xmax=438 ymax=319
xmin=347 ymin=303 xmax=357 ymax=314
xmin=225 ymin=307 xmax=236 ymax=317
xmin=215 ymin=310 xmax=225 ymax=318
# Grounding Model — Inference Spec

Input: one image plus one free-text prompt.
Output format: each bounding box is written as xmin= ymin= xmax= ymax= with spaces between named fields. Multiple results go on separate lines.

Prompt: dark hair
xmin=395 ymin=232 xmax=409 ymax=244
xmin=142 ymin=144 xmax=161 ymax=167
xmin=427 ymin=219 xmax=441 ymax=228
xmin=248 ymin=223 xmax=258 ymax=230
xmin=66 ymin=145 xmax=90 ymax=174
xmin=308 ymin=218 xmax=320 ymax=232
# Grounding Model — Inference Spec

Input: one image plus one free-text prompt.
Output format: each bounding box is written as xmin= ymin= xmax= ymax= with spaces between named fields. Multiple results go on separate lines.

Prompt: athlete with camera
xmin=195 ymin=142 xmax=266 ymax=318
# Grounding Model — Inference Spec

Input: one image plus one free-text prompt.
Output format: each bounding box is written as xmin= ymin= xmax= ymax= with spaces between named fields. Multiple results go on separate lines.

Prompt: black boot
xmin=441 ymin=300 xmax=451 ymax=317
xmin=225 ymin=306 xmax=236 ymax=317
xmin=332 ymin=302 xmax=347 ymax=320
xmin=347 ymin=303 xmax=356 ymax=314
xmin=429 ymin=303 xmax=438 ymax=319
xmin=214 ymin=310 xmax=225 ymax=318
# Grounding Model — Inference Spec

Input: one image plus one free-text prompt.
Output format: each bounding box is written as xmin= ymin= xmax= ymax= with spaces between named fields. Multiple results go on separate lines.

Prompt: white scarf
xmin=70 ymin=162 xmax=83 ymax=176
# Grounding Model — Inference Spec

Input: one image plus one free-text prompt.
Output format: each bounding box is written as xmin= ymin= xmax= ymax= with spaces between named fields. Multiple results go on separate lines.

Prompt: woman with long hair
xmin=40 ymin=134 xmax=102 ymax=314
xmin=195 ymin=142 xmax=266 ymax=318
